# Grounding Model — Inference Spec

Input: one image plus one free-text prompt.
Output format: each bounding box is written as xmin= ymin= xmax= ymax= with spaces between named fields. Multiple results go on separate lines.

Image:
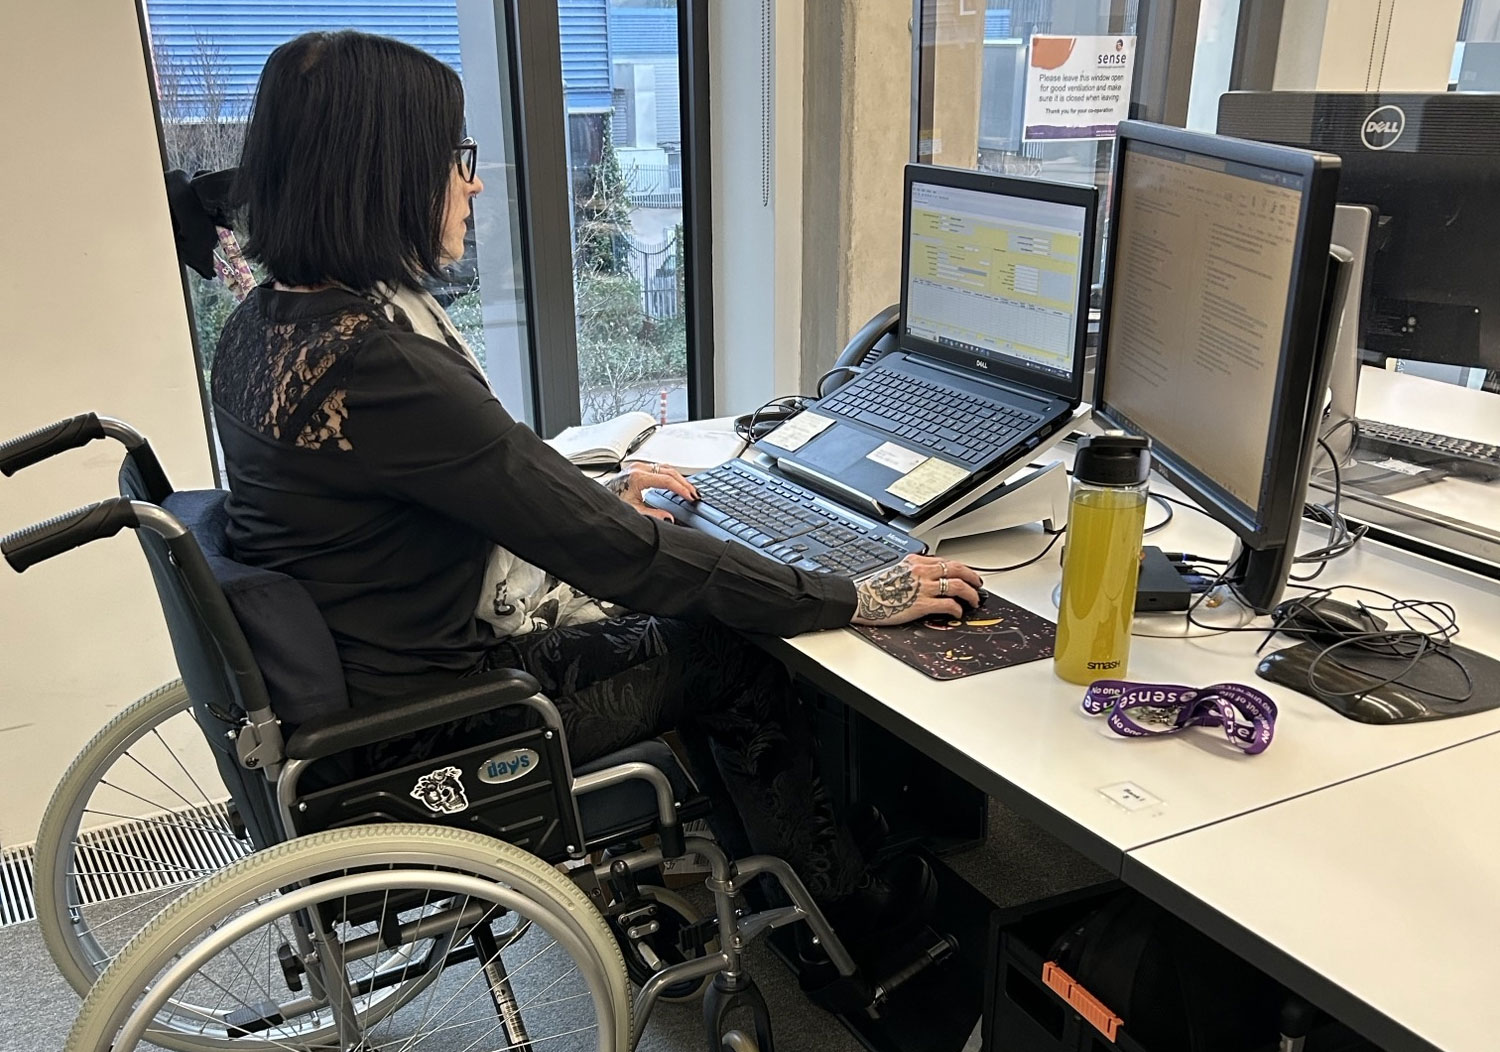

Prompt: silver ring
xmin=938 ymin=577 xmax=949 ymax=597
xmin=938 ymin=559 xmax=949 ymax=577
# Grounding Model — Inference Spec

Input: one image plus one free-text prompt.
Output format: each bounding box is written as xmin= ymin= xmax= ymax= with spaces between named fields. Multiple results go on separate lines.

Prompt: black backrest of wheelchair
xmin=116 ymin=440 xmax=174 ymax=507
xmin=128 ymin=488 xmax=352 ymax=849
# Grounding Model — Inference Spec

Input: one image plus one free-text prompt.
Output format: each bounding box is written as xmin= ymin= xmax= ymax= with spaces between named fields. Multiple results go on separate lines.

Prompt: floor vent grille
xmin=0 ymin=844 xmax=37 ymax=927
xmin=1 ymin=802 xmax=250 ymax=929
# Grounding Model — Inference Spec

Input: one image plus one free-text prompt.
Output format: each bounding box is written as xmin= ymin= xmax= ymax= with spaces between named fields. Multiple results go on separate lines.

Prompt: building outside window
xmin=142 ymin=0 xmax=704 ymax=444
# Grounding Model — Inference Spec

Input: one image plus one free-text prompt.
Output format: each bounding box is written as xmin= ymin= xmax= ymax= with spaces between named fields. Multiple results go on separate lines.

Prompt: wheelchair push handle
xmin=2 ymin=497 xmax=141 ymax=573
xmin=0 ymin=414 xmax=108 ymax=477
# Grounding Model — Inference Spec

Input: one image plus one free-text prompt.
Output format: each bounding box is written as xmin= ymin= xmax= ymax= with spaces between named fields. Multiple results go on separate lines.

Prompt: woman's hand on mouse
xmin=851 ymin=554 xmax=984 ymax=626
xmin=605 ymin=461 xmax=699 ymax=521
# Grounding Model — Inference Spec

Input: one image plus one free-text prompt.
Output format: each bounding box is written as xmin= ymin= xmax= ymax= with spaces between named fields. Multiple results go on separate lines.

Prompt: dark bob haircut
xmin=236 ymin=31 xmax=464 ymax=290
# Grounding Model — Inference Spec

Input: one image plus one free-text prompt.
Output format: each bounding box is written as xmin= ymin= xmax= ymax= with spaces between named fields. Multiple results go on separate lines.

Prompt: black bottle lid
xmin=1074 ymin=432 xmax=1151 ymax=487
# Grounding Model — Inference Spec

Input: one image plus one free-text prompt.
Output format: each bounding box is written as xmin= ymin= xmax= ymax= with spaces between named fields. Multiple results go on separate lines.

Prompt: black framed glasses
xmin=454 ymin=137 xmax=478 ymax=182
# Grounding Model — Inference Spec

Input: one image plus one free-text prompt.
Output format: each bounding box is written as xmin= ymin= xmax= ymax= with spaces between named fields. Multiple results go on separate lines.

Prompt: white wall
xmin=0 ymin=3 xmax=213 ymax=845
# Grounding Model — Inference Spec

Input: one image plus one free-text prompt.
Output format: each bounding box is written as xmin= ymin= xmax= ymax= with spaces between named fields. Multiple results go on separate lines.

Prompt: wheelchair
xmin=3 ymin=417 xmax=717 ymax=1011
xmin=4 ymin=416 xmax=944 ymax=1052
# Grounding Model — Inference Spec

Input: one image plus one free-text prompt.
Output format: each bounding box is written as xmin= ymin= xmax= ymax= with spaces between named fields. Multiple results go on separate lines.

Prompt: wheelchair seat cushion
xmin=574 ymin=738 xmax=703 ymax=846
xmin=163 ymin=490 xmax=351 ymax=725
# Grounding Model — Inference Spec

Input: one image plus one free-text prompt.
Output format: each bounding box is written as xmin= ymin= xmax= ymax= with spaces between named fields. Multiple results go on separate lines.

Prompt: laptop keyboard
xmin=643 ymin=460 xmax=925 ymax=577
xmin=819 ymin=369 xmax=1043 ymax=464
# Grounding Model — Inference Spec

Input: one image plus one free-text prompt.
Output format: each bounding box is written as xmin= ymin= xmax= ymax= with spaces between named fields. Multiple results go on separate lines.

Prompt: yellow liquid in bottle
xmin=1053 ymin=487 xmax=1147 ymax=685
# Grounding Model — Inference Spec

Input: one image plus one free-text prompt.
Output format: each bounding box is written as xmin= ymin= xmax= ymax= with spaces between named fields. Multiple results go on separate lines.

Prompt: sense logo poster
xmin=1023 ymin=35 xmax=1137 ymax=142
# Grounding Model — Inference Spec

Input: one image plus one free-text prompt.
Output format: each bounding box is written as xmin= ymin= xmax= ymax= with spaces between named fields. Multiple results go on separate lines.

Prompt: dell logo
xmin=1360 ymin=105 xmax=1406 ymax=151
xmin=478 ymin=747 xmax=539 ymax=785
xmin=973 ymin=358 xmax=989 ymax=370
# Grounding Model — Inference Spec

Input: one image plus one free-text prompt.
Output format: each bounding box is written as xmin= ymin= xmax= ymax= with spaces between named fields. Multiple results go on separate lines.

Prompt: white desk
xmin=1125 ymin=733 xmax=1500 ymax=1052
xmin=764 ymin=462 xmax=1500 ymax=871
xmin=1347 ymin=366 xmax=1500 ymax=546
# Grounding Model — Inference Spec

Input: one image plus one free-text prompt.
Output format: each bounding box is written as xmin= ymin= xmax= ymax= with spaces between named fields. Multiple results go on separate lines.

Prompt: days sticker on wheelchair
xmin=409 ymin=765 xmax=471 ymax=815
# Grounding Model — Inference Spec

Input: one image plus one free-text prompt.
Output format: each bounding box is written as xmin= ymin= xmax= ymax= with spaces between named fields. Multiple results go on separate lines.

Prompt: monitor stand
xmin=1322 ymin=203 xmax=1373 ymax=462
xmin=897 ymin=404 xmax=1091 ymax=550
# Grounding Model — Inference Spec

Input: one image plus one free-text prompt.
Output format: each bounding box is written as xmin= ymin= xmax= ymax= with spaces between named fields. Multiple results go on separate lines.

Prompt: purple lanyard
xmin=1082 ymin=680 xmax=1278 ymax=755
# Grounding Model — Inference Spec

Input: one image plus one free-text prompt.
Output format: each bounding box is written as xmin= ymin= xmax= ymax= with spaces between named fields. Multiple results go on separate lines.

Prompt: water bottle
xmin=1054 ymin=433 xmax=1152 ymax=685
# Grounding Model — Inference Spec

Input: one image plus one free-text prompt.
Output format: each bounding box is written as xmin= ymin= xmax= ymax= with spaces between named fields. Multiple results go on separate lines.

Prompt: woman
xmin=213 ymin=31 xmax=983 ymax=943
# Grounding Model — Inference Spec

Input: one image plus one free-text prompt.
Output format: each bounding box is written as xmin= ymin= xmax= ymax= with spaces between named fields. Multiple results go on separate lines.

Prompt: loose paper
xmin=866 ymin=441 xmax=927 ymax=474
xmin=1024 ymin=34 xmax=1137 ymax=143
xmin=763 ymin=411 xmax=834 ymax=452
xmin=1372 ymin=458 xmax=1428 ymax=477
xmin=886 ymin=456 xmax=969 ymax=505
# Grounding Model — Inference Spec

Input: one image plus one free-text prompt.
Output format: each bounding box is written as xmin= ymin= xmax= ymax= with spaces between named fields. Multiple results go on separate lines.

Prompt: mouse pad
xmin=853 ymin=592 xmax=1056 ymax=680
xmin=1257 ymin=642 xmax=1500 ymax=724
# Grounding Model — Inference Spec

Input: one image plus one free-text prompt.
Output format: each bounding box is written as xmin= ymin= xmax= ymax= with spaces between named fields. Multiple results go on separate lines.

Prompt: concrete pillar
xmin=1275 ymin=0 xmax=1464 ymax=92
xmin=923 ymin=0 xmax=986 ymax=170
xmin=800 ymin=0 xmax=913 ymax=383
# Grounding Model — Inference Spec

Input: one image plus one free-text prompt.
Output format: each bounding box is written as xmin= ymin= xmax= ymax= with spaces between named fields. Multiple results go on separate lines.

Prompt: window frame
xmin=142 ymin=0 xmax=717 ymax=447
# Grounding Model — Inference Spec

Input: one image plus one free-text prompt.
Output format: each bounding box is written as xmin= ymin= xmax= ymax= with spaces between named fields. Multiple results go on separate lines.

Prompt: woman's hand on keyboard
xmin=606 ymin=461 xmax=699 ymax=521
xmin=851 ymin=554 xmax=983 ymax=626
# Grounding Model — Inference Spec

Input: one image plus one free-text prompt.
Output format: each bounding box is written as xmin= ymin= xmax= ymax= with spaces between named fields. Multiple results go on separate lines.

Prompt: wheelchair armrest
xmin=283 ymin=669 xmax=544 ymax=762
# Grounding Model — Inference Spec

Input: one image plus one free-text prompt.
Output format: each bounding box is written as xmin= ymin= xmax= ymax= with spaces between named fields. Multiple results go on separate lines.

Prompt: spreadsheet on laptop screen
xmin=904 ymin=181 xmax=1087 ymax=380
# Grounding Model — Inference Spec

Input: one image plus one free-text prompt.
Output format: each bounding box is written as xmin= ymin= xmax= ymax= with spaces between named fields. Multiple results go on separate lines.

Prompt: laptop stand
xmin=896 ymin=404 xmax=1092 ymax=550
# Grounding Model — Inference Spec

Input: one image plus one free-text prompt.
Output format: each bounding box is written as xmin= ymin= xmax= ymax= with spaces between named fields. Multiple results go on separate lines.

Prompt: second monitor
xmin=1094 ymin=121 xmax=1342 ymax=612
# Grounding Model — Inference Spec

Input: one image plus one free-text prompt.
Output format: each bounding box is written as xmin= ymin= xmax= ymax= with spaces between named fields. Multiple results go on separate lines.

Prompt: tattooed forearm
xmin=604 ymin=472 xmax=632 ymax=496
xmin=855 ymin=562 xmax=919 ymax=621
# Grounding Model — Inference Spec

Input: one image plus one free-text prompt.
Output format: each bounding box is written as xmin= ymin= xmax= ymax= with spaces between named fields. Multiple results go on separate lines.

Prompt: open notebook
xmin=547 ymin=411 xmax=657 ymax=469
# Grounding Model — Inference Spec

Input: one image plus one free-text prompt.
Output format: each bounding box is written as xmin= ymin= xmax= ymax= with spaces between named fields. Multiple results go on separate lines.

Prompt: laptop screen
xmin=903 ymin=180 xmax=1089 ymax=384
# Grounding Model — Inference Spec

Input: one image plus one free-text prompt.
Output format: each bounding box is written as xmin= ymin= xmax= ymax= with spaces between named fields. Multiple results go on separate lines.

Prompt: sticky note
xmin=886 ymin=456 xmax=969 ymax=505
xmin=764 ymin=411 xmax=834 ymax=452
xmin=866 ymin=442 xmax=927 ymax=473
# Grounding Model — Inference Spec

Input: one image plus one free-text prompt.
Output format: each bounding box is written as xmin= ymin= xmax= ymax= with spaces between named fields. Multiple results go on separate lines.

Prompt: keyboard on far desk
xmin=1355 ymin=419 xmax=1500 ymax=480
xmin=645 ymin=460 xmax=925 ymax=577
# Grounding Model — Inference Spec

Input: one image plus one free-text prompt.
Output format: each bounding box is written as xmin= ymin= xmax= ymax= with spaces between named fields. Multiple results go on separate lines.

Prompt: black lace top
xmin=210 ymin=285 xmax=855 ymax=697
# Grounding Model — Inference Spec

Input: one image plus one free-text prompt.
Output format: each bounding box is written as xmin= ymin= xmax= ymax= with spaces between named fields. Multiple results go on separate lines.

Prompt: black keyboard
xmin=644 ymin=460 xmax=925 ymax=577
xmin=818 ymin=369 xmax=1043 ymax=465
xmin=1355 ymin=420 xmax=1500 ymax=479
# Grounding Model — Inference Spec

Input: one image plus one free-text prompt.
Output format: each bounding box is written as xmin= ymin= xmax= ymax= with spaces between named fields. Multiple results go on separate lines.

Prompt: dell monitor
xmin=1217 ymin=92 xmax=1500 ymax=375
xmin=1094 ymin=121 xmax=1342 ymax=613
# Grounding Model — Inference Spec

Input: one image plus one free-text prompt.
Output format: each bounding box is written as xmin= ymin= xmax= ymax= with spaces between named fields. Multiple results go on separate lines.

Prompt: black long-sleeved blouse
xmin=210 ymin=285 xmax=856 ymax=698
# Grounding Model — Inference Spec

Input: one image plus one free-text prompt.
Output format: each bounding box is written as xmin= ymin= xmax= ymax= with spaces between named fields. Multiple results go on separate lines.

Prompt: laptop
xmin=645 ymin=166 xmax=1097 ymax=578
xmin=762 ymin=165 xmax=1098 ymax=520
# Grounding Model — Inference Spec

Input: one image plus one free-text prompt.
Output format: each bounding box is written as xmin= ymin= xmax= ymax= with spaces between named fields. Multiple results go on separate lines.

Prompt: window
xmin=141 ymin=1 xmax=514 ymax=414
xmin=562 ymin=0 xmax=692 ymax=423
xmin=1454 ymin=0 xmax=1500 ymax=88
xmin=913 ymin=1 xmax=1204 ymax=279
xmin=141 ymin=0 xmax=713 ymax=446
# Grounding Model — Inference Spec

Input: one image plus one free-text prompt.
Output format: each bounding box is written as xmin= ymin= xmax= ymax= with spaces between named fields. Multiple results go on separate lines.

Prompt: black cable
xmin=733 ymin=395 xmax=808 ymax=447
xmin=966 ymin=529 xmax=1065 ymax=573
xmin=1145 ymin=493 xmax=1174 ymax=535
xmin=1290 ymin=436 xmax=1368 ymax=582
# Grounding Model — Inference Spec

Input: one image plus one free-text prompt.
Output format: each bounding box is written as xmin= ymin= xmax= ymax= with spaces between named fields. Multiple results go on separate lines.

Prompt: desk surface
xmin=1352 ymin=366 xmax=1500 ymax=545
xmin=765 ymin=460 xmax=1500 ymax=871
xmin=1125 ymin=733 xmax=1500 ymax=1052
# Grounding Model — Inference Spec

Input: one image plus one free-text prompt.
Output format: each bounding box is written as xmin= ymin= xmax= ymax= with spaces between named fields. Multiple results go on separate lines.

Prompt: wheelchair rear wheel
xmin=34 ymin=679 xmax=250 ymax=996
xmin=65 ymin=824 xmax=632 ymax=1052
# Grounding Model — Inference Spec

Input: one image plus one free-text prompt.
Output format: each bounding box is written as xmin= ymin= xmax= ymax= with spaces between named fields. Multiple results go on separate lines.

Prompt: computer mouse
xmin=1270 ymin=595 xmax=1387 ymax=645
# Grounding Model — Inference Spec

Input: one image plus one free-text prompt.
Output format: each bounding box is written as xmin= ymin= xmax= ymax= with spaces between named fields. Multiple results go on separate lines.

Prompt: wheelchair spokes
xmin=64 ymin=827 xmax=631 ymax=1052
xmin=36 ymin=680 xmax=251 ymax=995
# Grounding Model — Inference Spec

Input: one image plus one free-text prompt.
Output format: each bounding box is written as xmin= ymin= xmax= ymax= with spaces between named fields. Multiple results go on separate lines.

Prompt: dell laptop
xmin=760 ymin=164 xmax=1098 ymax=520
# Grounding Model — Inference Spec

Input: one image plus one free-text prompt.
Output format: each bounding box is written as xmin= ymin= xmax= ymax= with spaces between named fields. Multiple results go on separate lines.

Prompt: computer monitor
xmin=1217 ymin=92 xmax=1500 ymax=374
xmin=1094 ymin=121 xmax=1342 ymax=613
xmin=901 ymin=167 xmax=1095 ymax=403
